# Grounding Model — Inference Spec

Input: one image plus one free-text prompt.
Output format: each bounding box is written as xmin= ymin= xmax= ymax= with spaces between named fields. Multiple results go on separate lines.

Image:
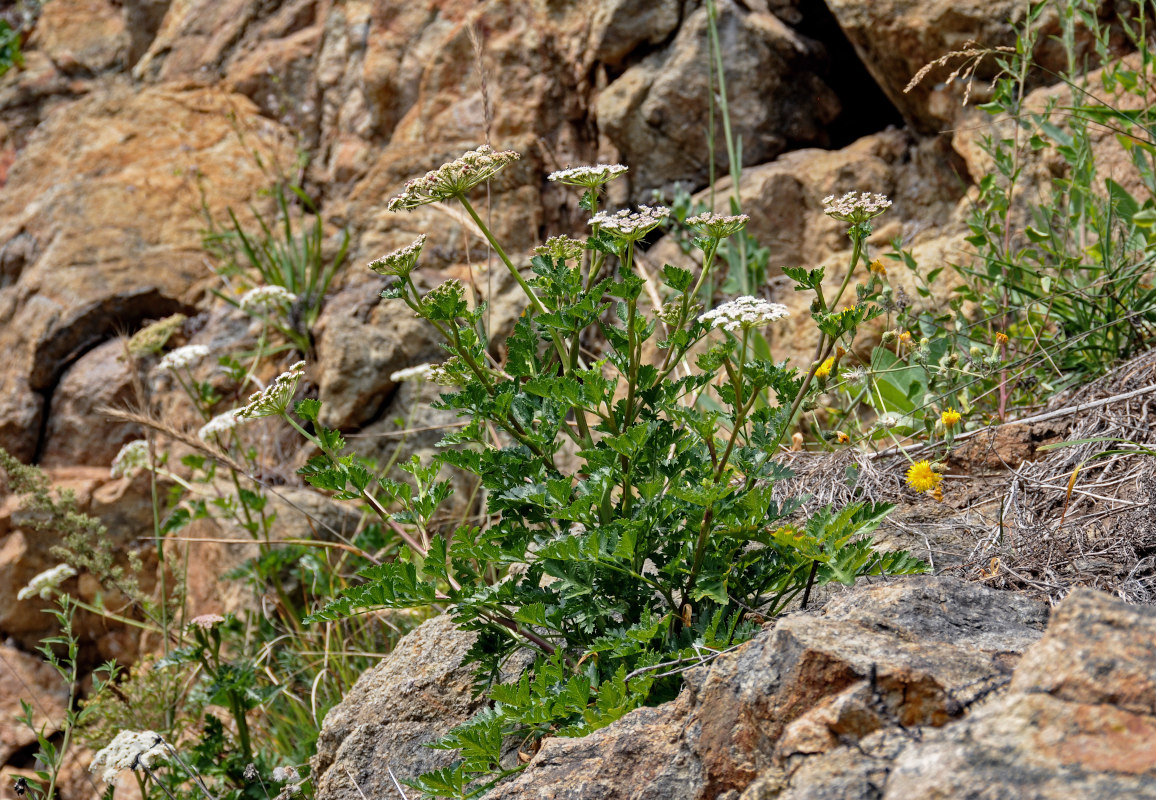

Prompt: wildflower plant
xmin=291 ymin=147 xmax=924 ymax=797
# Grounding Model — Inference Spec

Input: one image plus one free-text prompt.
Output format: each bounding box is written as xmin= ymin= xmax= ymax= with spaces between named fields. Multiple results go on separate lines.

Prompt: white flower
xmin=239 ymin=286 xmax=297 ymax=314
xmin=588 ymin=205 xmax=670 ymax=240
xmin=111 ymin=440 xmax=150 ymax=478
xmin=197 ymin=410 xmax=241 ymax=441
xmin=390 ymin=363 xmax=435 ymax=382
xmin=698 ymin=296 xmax=790 ymax=333
xmin=369 ymin=235 xmax=427 ymax=278
xmin=272 ymin=766 xmax=300 ymax=783
xmin=237 ymin=361 xmax=306 ymax=419
xmin=17 ymin=564 xmax=77 ymax=601
xmin=685 ymin=212 xmax=749 ymax=240
xmin=157 ymin=345 xmax=210 ymax=372
xmin=388 ymin=145 xmax=521 ymax=211
xmin=90 ymin=730 xmax=168 ymax=784
xmin=547 ymin=164 xmax=628 ymax=189
xmin=188 ymin=613 xmax=225 ymax=630
xmin=821 ymin=191 xmax=892 ymax=223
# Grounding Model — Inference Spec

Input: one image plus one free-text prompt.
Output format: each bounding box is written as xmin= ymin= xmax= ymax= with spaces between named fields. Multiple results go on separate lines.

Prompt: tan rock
xmin=0 ymin=643 xmax=69 ymax=764
xmin=30 ymin=0 xmax=129 ymax=74
xmin=0 ymin=83 xmax=294 ymax=461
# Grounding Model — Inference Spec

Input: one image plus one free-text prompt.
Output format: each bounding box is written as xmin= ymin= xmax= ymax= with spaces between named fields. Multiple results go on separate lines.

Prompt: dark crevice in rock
xmin=29 ymin=291 xmax=193 ymax=463
xmin=793 ymin=0 xmax=904 ymax=148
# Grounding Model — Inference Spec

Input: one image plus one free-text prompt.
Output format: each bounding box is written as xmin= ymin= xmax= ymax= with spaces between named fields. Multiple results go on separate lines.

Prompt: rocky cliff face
xmin=0 ymin=2 xmax=1145 ymax=797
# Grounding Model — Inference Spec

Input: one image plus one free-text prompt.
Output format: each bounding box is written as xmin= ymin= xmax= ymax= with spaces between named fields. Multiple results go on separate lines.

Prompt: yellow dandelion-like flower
xmin=941 ymin=408 xmax=962 ymax=428
xmin=905 ymin=460 xmax=943 ymax=494
xmin=995 ymin=332 xmax=1009 ymax=345
xmin=835 ymin=431 xmax=850 ymax=444
xmin=868 ymin=258 xmax=887 ymax=275
xmin=898 ymin=331 xmax=912 ymax=345
xmin=814 ymin=356 xmax=836 ymax=379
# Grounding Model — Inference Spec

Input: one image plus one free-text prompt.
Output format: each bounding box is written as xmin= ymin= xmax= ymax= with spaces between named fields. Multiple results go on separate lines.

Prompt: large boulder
xmin=476 ymin=580 xmax=1156 ymax=800
xmin=596 ymin=0 xmax=839 ymax=194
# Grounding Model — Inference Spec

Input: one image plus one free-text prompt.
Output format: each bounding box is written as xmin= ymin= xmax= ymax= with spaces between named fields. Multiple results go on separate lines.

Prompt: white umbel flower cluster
xmin=157 ymin=345 xmax=210 ymax=373
xmin=17 ymin=564 xmax=77 ymax=601
xmin=588 ymin=205 xmax=670 ymax=240
xmin=237 ymin=362 xmax=306 ymax=419
xmin=197 ymin=409 xmax=242 ymax=441
xmin=111 ymin=440 xmax=150 ymax=478
xmin=821 ymin=192 xmax=892 ymax=223
xmin=390 ymin=363 xmax=434 ymax=382
xmin=686 ymin=212 xmax=750 ymax=240
xmin=547 ymin=164 xmax=628 ymax=188
xmin=240 ymin=285 xmax=297 ymax=314
xmin=698 ymin=296 xmax=790 ymax=333
xmin=90 ymin=730 xmax=168 ymax=784
xmin=388 ymin=145 xmax=521 ymax=211
xmin=369 ymin=234 xmax=427 ymax=278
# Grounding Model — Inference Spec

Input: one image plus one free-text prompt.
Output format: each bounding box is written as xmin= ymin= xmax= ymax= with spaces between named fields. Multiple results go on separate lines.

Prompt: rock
xmin=311 ymin=273 xmax=443 ymax=430
xmin=587 ymin=0 xmax=681 ymax=67
xmin=596 ymin=0 xmax=839 ymax=194
xmin=0 ymin=643 xmax=69 ymax=764
xmin=883 ymin=589 xmax=1156 ymax=799
xmin=30 ymin=0 xmax=130 ymax=74
xmin=39 ymin=339 xmax=141 ymax=467
xmin=488 ymin=576 xmax=1048 ymax=799
xmin=0 ymin=83 xmax=294 ymax=461
xmin=312 ymin=615 xmax=516 ymax=800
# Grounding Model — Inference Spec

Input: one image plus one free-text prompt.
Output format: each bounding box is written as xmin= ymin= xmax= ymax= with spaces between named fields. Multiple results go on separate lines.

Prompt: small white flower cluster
xmin=157 ymin=345 xmax=210 ymax=373
xmin=17 ymin=563 xmax=77 ymax=601
xmin=197 ymin=410 xmax=241 ymax=441
xmin=237 ymin=361 xmax=306 ymax=420
xmin=427 ymin=358 xmax=467 ymax=386
xmin=188 ymin=613 xmax=226 ymax=630
xmin=547 ymin=163 xmax=628 ymax=189
xmin=90 ymin=730 xmax=168 ymax=784
xmin=369 ymin=234 xmax=427 ymax=278
xmin=272 ymin=766 xmax=299 ymax=783
xmin=240 ymin=285 xmax=297 ymax=314
xmin=588 ymin=205 xmax=670 ymax=240
xmin=111 ymin=440 xmax=150 ymax=479
xmin=388 ymin=145 xmax=521 ymax=211
xmin=698 ymin=296 xmax=790 ymax=333
xmin=390 ymin=363 xmax=434 ymax=382
xmin=822 ymin=191 xmax=892 ymax=223
xmin=686 ymin=212 xmax=750 ymax=240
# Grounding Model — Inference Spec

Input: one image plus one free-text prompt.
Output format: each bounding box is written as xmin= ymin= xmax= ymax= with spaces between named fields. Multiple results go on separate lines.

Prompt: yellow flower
xmin=995 ymin=332 xmax=1009 ymax=345
xmin=941 ymin=408 xmax=962 ymax=428
xmin=898 ymin=331 xmax=912 ymax=345
xmin=905 ymin=460 xmax=943 ymax=494
xmin=835 ymin=431 xmax=850 ymax=444
xmin=868 ymin=258 xmax=887 ymax=275
xmin=814 ymin=356 xmax=836 ymax=379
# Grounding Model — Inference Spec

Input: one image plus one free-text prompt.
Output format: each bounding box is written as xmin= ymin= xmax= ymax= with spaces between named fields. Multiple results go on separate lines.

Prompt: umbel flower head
xmin=90 ymin=730 xmax=168 ymax=784
xmin=547 ymin=163 xmax=628 ymax=189
xmin=905 ymin=460 xmax=944 ymax=494
xmin=388 ymin=146 xmax=521 ymax=211
xmin=237 ymin=361 xmax=307 ymax=419
xmin=534 ymin=235 xmax=585 ymax=262
xmin=189 ymin=613 xmax=226 ymax=630
xmin=369 ymin=234 xmax=427 ymax=278
xmin=157 ymin=345 xmax=210 ymax=373
xmin=240 ymin=285 xmax=297 ymax=314
xmin=822 ymin=191 xmax=892 ymax=224
xmin=111 ymin=440 xmax=150 ymax=479
xmin=127 ymin=313 xmax=187 ymax=356
xmin=198 ymin=409 xmax=242 ymax=442
xmin=589 ymin=205 xmax=670 ymax=241
xmin=686 ymin=212 xmax=750 ymax=240
xmin=390 ymin=363 xmax=434 ymax=382
xmin=698 ymin=296 xmax=789 ymax=333
xmin=17 ymin=564 xmax=77 ymax=601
